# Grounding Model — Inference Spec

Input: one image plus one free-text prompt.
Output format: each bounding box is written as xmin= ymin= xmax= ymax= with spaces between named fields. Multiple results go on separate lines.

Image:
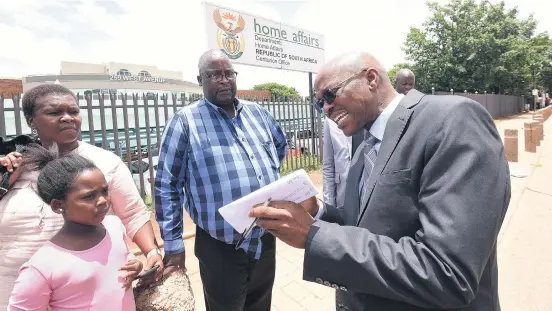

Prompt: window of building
xmin=117 ymin=69 xmax=131 ymax=76
xmin=138 ymin=70 xmax=151 ymax=78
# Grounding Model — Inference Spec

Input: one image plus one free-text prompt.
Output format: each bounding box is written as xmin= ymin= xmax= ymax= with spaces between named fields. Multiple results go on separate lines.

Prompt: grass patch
xmin=280 ymin=154 xmax=322 ymax=176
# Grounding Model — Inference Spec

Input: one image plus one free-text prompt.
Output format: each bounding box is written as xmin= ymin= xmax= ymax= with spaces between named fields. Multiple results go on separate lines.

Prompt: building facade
xmin=22 ymin=61 xmax=202 ymax=97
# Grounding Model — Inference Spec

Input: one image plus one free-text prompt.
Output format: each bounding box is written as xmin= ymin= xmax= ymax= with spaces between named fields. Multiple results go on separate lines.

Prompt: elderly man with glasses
xmin=249 ymin=51 xmax=510 ymax=311
xmin=154 ymin=49 xmax=288 ymax=311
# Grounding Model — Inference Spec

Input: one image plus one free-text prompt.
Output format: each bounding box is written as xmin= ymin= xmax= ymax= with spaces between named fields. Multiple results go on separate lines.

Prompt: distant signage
xmin=109 ymin=75 xmax=166 ymax=83
xmin=204 ymin=2 xmax=325 ymax=73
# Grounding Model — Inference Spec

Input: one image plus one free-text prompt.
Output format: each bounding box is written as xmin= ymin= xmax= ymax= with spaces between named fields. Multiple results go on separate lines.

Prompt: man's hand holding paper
xmin=249 ymin=198 xmax=317 ymax=249
xmin=217 ymin=169 xmax=319 ymax=234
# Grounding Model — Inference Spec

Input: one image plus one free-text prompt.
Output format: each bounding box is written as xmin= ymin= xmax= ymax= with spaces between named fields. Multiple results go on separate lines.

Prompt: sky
xmin=0 ymin=0 xmax=550 ymax=95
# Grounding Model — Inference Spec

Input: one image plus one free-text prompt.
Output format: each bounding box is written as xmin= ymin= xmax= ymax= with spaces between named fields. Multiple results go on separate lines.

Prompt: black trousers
xmin=194 ymin=227 xmax=276 ymax=311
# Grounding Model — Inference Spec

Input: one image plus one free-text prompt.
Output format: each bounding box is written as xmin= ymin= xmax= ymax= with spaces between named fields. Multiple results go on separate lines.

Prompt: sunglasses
xmin=313 ymin=68 xmax=370 ymax=113
xmin=0 ymin=170 xmax=12 ymax=200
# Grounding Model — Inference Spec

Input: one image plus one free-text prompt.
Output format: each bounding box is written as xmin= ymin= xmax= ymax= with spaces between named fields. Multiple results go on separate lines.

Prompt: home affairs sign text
xmin=204 ymin=2 xmax=325 ymax=73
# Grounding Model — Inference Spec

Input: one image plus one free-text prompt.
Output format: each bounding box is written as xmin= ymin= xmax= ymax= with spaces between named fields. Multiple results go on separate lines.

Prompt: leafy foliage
xmin=403 ymin=0 xmax=552 ymax=95
xmin=252 ymin=82 xmax=301 ymax=100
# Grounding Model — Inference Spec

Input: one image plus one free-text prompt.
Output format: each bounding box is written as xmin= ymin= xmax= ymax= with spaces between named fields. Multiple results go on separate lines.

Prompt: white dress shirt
xmin=369 ymin=94 xmax=404 ymax=153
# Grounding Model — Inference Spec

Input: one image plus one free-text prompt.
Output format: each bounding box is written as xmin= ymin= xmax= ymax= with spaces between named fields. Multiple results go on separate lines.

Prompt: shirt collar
xmin=369 ymin=94 xmax=404 ymax=141
xmin=204 ymin=97 xmax=243 ymax=116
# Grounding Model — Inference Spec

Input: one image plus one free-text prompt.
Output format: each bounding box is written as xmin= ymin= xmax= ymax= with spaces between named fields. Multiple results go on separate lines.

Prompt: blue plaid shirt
xmin=154 ymin=98 xmax=287 ymax=259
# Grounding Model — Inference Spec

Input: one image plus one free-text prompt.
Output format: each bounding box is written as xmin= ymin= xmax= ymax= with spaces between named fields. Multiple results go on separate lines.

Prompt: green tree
xmin=252 ymin=82 xmax=300 ymax=100
xmin=403 ymin=0 xmax=551 ymax=95
xmin=529 ymin=33 xmax=552 ymax=93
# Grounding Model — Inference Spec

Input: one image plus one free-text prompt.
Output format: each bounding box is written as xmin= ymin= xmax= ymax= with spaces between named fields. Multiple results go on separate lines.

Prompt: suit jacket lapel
xmin=356 ymin=90 xmax=424 ymax=224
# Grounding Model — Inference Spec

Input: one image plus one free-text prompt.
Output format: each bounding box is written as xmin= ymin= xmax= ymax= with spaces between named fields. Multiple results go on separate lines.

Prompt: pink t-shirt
xmin=8 ymin=216 xmax=136 ymax=311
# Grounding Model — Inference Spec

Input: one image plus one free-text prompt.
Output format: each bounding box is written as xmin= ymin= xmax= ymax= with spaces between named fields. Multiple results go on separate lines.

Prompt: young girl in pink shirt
xmin=8 ymin=144 xmax=143 ymax=311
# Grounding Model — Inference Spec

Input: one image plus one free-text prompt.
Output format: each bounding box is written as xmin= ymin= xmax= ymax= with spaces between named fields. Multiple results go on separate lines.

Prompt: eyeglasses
xmin=313 ymin=68 xmax=369 ymax=113
xmin=0 ymin=170 xmax=12 ymax=201
xmin=203 ymin=70 xmax=238 ymax=82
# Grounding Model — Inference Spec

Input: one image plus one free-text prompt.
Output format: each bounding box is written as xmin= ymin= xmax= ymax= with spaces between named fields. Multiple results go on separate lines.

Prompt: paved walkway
xmin=495 ymin=114 xmax=552 ymax=311
xmin=152 ymin=112 xmax=552 ymax=311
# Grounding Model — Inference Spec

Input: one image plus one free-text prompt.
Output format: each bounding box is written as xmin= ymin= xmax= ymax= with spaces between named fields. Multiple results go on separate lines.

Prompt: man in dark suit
xmin=249 ymin=51 xmax=510 ymax=311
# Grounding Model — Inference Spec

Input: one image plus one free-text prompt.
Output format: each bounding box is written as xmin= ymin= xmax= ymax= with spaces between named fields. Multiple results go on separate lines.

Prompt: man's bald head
xmin=198 ymin=49 xmax=230 ymax=74
xmin=314 ymin=51 xmax=397 ymax=137
xmin=395 ymin=68 xmax=415 ymax=94
xmin=316 ymin=51 xmax=390 ymax=90
xmin=196 ymin=49 xmax=237 ymax=108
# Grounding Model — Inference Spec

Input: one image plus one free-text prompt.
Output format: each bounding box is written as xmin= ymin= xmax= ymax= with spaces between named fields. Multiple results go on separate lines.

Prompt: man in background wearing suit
xmin=249 ymin=51 xmax=510 ymax=311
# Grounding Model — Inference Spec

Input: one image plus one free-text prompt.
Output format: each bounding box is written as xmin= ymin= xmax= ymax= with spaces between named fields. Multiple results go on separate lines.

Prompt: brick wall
xmin=0 ymin=79 xmax=23 ymax=98
xmin=236 ymin=90 xmax=271 ymax=100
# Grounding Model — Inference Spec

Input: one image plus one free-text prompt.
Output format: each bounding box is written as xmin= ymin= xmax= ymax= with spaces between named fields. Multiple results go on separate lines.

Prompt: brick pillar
xmin=544 ymin=107 xmax=551 ymax=120
xmin=524 ymin=121 xmax=537 ymax=153
xmin=534 ymin=114 xmax=545 ymax=142
xmin=504 ymin=129 xmax=518 ymax=162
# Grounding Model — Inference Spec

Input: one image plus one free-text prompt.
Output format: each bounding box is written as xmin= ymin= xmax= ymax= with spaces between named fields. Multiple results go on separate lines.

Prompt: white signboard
xmin=204 ymin=2 xmax=325 ymax=73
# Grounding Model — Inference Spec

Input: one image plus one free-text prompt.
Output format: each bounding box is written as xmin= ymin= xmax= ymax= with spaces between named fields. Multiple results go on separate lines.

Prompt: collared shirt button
xmin=242 ymin=138 xmax=246 ymax=142
xmin=258 ymin=175 xmax=262 ymax=180
xmin=250 ymin=155 xmax=254 ymax=160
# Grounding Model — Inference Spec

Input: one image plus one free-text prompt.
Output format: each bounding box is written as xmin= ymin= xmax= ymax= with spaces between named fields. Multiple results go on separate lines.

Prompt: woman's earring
xmin=31 ymin=126 xmax=37 ymax=135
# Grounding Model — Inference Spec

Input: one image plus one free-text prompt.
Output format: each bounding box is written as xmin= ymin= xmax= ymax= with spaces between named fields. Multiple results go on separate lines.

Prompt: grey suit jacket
xmin=323 ymin=118 xmax=353 ymax=209
xmin=303 ymin=90 xmax=511 ymax=311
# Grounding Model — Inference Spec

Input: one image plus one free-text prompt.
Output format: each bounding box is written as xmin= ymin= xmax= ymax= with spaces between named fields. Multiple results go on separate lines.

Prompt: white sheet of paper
xmin=218 ymin=169 xmax=318 ymax=233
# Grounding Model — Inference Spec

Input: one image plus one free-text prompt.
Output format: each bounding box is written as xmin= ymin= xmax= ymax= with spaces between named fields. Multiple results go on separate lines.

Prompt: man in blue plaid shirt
xmin=154 ymin=49 xmax=287 ymax=311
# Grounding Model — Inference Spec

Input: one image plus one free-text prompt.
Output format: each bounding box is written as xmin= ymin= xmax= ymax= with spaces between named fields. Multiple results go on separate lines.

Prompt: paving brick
xmin=299 ymin=293 xmax=335 ymax=311
xmin=282 ymin=281 xmax=315 ymax=302
xmin=271 ymin=286 xmax=308 ymax=310
xmin=301 ymin=279 xmax=335 ymax=299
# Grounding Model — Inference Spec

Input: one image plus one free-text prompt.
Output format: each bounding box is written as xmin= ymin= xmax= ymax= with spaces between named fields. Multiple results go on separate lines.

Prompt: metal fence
xmin=434 ymin=91 xmax=525 ymax=118
xmin=0 ymin=93 xmax=324 ymax=198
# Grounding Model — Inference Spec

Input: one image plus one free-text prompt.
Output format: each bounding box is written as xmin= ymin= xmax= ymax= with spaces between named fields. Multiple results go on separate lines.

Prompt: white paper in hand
xmin=218 ymin=169 xmax=318 ymax=233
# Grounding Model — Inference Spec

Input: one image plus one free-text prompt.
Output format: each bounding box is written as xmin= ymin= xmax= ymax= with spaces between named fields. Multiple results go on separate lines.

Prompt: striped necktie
xmin=359 ymin=131 xmax=379 ymax=203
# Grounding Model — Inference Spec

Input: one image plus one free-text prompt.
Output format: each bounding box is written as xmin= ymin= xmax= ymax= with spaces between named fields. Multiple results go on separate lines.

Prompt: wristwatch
xmin=146 ymin=248 xmax=163 ymax=260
